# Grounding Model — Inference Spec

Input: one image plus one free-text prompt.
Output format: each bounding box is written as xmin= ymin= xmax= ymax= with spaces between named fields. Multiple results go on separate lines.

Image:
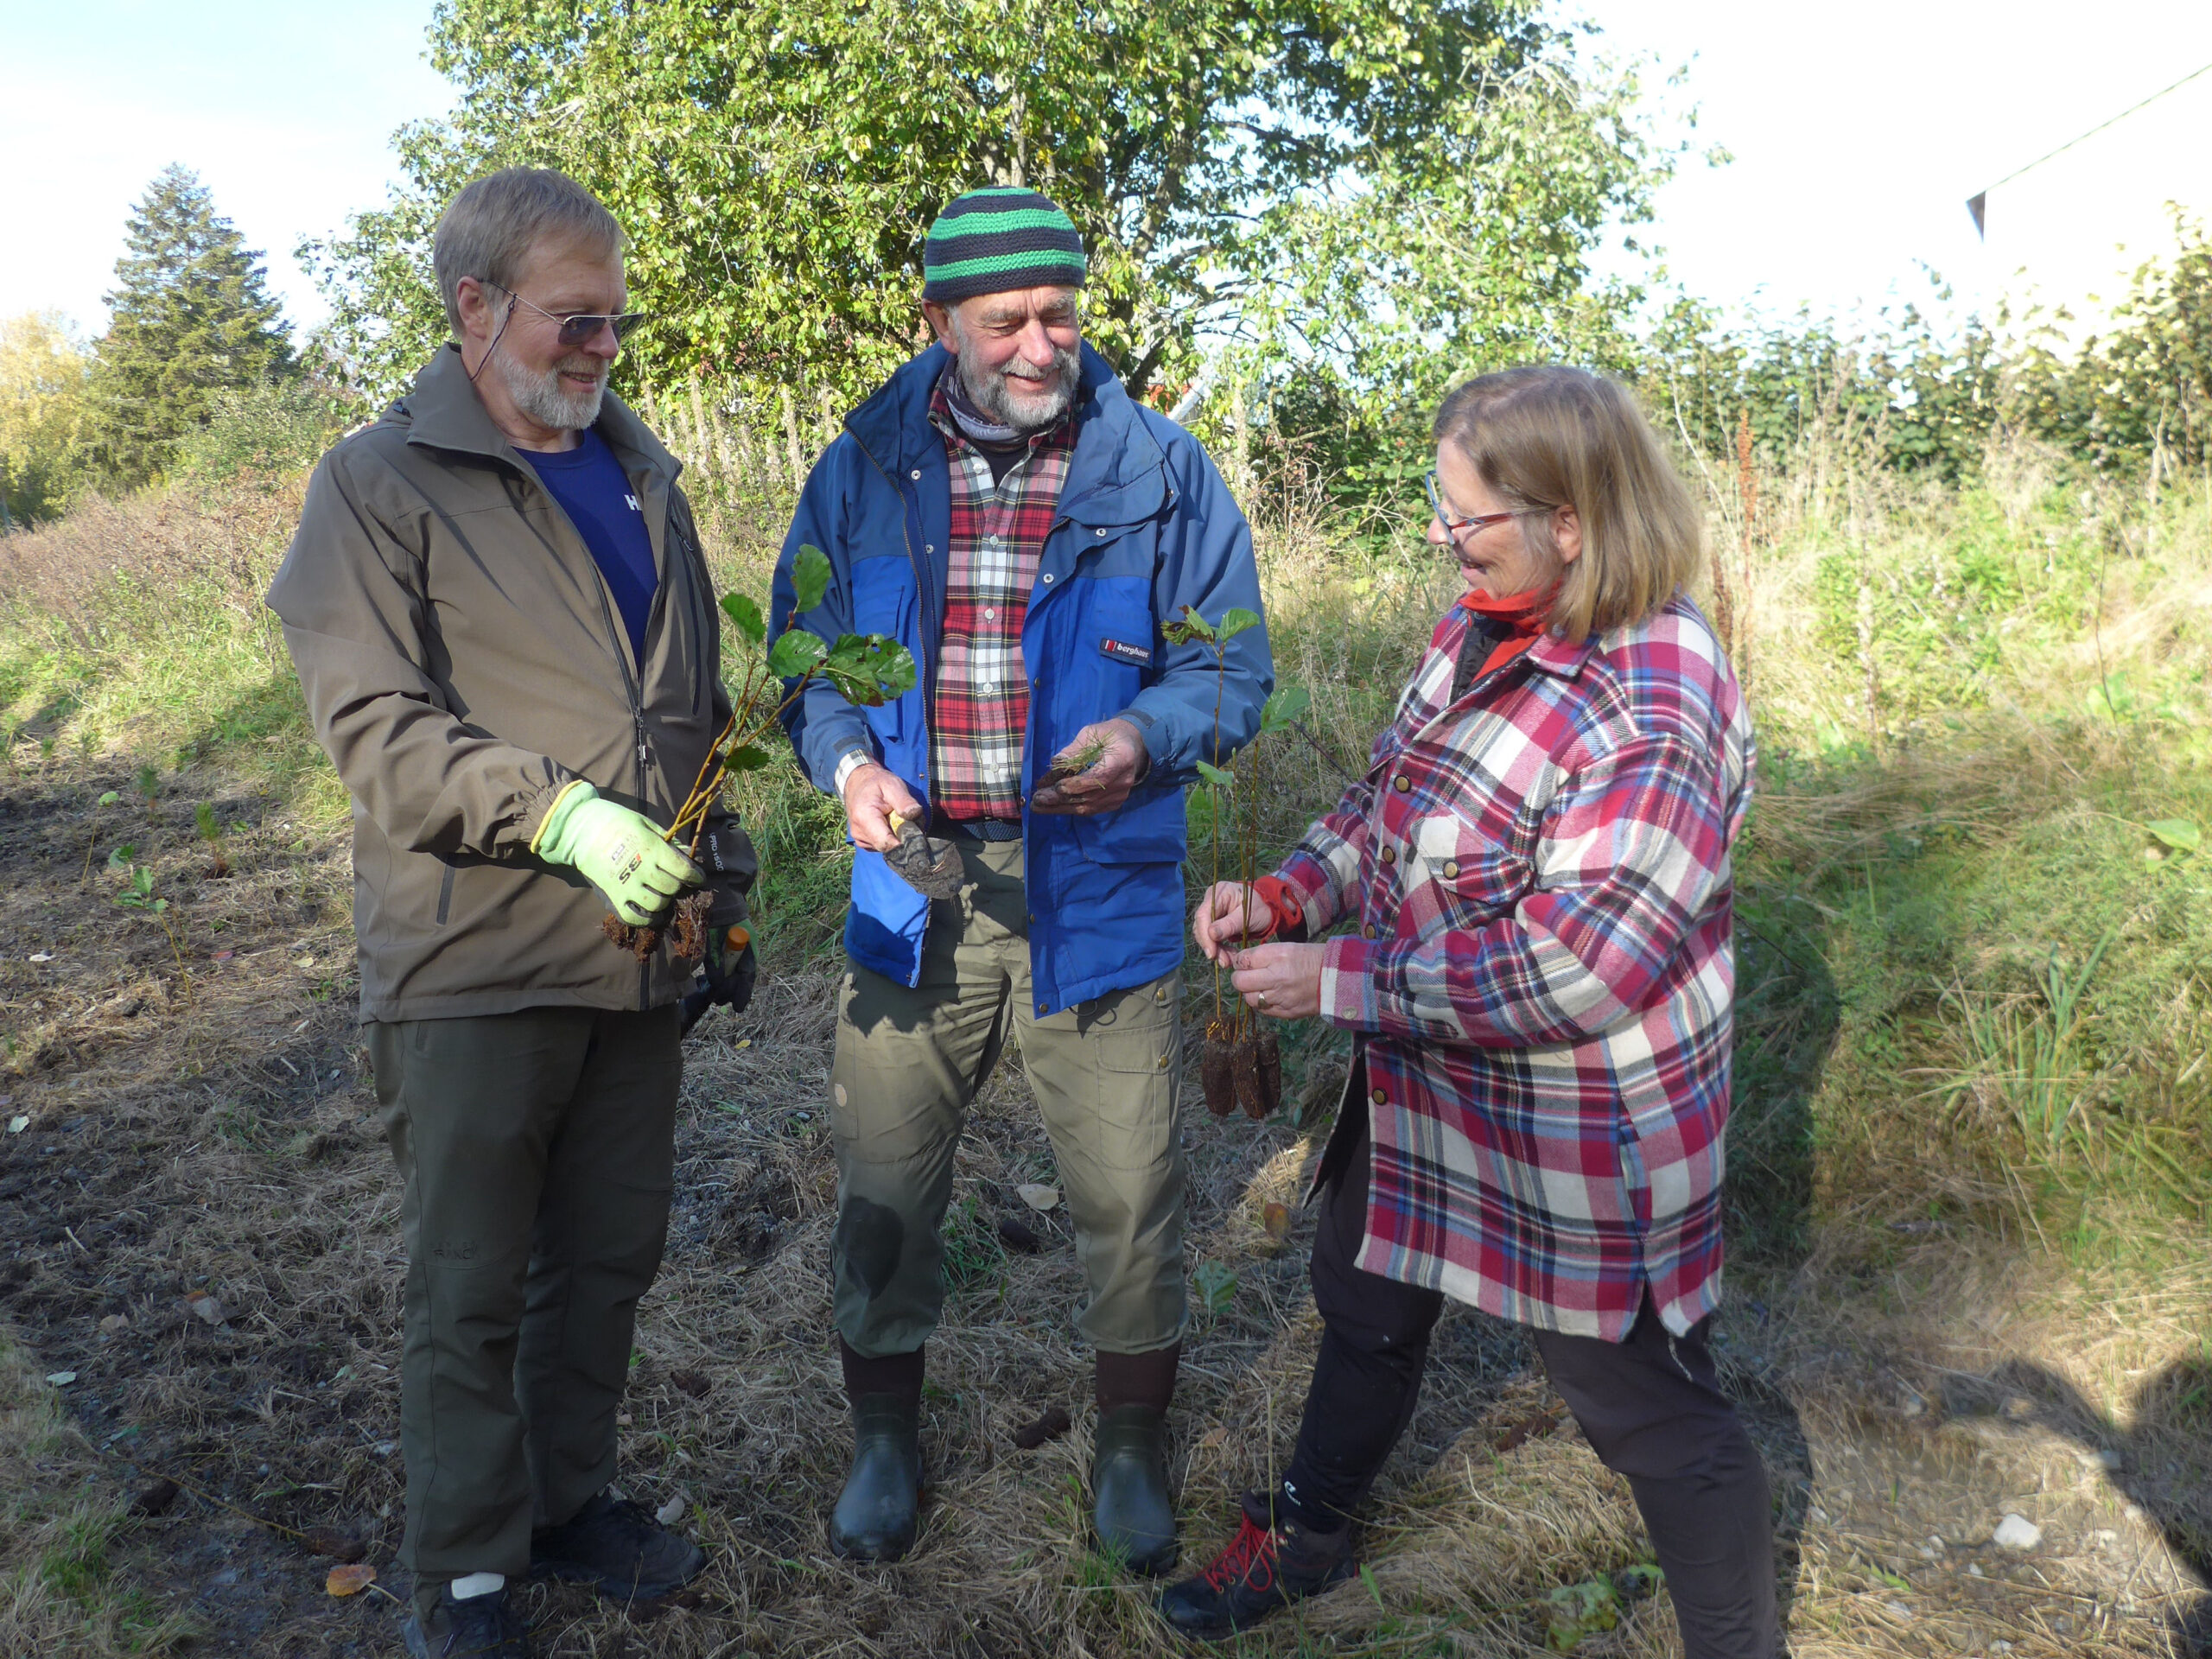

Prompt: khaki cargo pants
xmin=830 ymin=836 xmax=1187 ymax=1358
xmin=368 ymin=1006 xmax=681 ymax=1617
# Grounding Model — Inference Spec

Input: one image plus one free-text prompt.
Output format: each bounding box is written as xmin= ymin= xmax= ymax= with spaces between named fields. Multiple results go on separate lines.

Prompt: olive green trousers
xmin=368 ymin=1006 xmax=681 ymax=1614
xmin=830 ymin=836 xmax=1188 ymax=1360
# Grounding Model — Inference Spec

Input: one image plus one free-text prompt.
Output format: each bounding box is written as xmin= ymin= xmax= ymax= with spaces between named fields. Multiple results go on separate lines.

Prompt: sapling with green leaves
xmin=1163 ymin=604 xmax=1305 ymax=1119
xmin=601 ymin=543 xmax=918 ymax=962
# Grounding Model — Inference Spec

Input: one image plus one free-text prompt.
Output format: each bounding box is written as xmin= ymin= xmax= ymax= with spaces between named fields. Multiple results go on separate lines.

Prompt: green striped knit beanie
xmin=922 ymin=188 xmax=1086 ymax=303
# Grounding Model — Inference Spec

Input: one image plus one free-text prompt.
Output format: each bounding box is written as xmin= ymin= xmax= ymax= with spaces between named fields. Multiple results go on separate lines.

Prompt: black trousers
xmin=1281 ymin=1087 xmax=1781 ymax=1659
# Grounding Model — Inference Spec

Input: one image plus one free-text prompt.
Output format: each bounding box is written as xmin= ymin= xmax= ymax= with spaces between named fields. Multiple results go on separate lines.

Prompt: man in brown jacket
xmin=267 ymin=168 xmax=750 ymax=1659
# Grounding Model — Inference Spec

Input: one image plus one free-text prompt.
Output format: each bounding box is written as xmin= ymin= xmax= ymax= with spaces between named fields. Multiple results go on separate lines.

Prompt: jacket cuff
xmin=528 ymin=778 xmax=595 ymax=856
xmin=1109 ymin=709 xmax=1156 ymax=784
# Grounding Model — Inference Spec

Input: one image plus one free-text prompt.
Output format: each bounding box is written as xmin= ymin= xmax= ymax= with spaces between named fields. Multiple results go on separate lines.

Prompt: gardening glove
xmin=532 ymin=782 xmax=701 ymax=926
xmin=691 ymin=918 xmax=758 ymax=1026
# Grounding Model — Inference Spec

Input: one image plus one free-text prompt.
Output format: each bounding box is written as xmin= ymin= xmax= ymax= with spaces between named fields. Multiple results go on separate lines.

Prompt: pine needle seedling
xmin=136 ymin=764 xmax=160 ymax=820
xmin=194 ymin=802 xmax=231 ymax=878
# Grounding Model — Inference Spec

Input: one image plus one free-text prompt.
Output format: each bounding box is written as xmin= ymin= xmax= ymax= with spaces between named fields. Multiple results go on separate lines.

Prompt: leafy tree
xmin=86 ymin=166 xmax=296 ymax=490
xmin=0 ymin=311 xmax=91 ymax=526
xmin=308 ymin=0 xmax=1670 ymax=421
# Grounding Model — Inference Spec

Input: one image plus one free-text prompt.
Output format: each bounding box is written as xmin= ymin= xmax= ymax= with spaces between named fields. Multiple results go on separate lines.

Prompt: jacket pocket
xmin=1073 ymin=787 xmax=1187 ymax=866
xmin=852 ymin=554 xmax=919 ymax=750
xmin=1395 ymin=810 xmax=1531 ymax=938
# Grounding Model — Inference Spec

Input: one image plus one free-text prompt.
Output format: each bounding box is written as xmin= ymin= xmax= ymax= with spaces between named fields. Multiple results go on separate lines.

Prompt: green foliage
xmin=766 ymin=630 xmax=826 ymax=678
xmin=0 ymin=312 xmax=91 ymax=527
xmin=720 ymin=592 xmax=766 ymax=643
xmin=1192 ymin=1259 xmax=1238 ymax=1315
xmin=1641 ymin=216 xmax=2212 ymax=486
xmin=788 ymin=544 xmax=831 ymax=613
xmin=306 ymin=0 xmax=1669 ymax=416
xmin=1194 ymin=760 xmax=1236 ymax=791
xmin=85 ymin=167 xmax=296 ymax=492
xmin=1259 ymin=683 xmax=1312 ymax=733
xmin=172 ymin=382 xmax=358 ymax=486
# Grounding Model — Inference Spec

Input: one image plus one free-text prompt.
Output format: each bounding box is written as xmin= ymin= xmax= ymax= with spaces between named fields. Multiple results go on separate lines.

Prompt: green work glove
xmin=533 ymin=782 xmax=701 ymax=926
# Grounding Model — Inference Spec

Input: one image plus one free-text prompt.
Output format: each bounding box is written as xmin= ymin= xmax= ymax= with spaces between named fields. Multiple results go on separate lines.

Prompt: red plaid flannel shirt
xmin=1275 ymin=594 xmax=1754 ymax=1340
xmin=926 ymin=382 xmax=1074 ymax=822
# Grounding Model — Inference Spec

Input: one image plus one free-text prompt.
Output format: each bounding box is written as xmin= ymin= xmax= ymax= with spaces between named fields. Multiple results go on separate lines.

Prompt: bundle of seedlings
xmin=1162 ymin=603 xmax=1306 ymax=1119
xmin=601 ymin=543 xmax=917 ymax=961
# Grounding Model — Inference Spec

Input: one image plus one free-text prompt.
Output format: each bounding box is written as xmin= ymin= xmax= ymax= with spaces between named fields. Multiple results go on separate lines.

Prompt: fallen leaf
xmin=995 ymin=1215 xmax=1042 ymax=1254
xmin=326 ymin=1562 xmax=377 ymax=1597
xmin=669 ymin=1369 xmax=712 ymax=1399
xmin=29 ymin=951 xmax=52 ymax=963
xmin=655 ymin=1495 xmax=686 ymax=1526
xmin=1262 ymin=1201 xmax=1291 ymax=1242
xmin=182 ymin=1293 xmax=226 ymax=1325
xmin=45 ymin=1370 xmax=76 ymax=1386
xmin=1011 ymin=1405 xmax=1072 ymax=1450
xmin=1199 ymin=1426 xmax=1229 ymax=1449
xmin=733 ymin=1038 xmax=752 ymax=1051
xmin=304 ymin=1527 xmax=367 ymax=1563
xmin=1016 ymin=1183 xmax=1060 ymax=1212
xmin=616 ymin=1412 xmax=632 ymax=1426
xmin=130 ymin=1478 xmax=181 ymax=1516
xmin=6 ymin=1116 xmax=26 ymax=1135
xmin=211 ymin=950 xmax=235 ymax=962
xmin=98 ymin=1313 xmax=130 ymax=1336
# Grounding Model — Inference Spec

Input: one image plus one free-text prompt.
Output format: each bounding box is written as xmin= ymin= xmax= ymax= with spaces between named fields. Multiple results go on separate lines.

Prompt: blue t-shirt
xmin=523 ymin=429 xmax=658 ymax=663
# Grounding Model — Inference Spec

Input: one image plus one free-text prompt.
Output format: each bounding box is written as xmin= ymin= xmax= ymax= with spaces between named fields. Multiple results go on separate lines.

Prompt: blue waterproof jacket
xmin=772 ymin=343 xmax=1272 ymax=1016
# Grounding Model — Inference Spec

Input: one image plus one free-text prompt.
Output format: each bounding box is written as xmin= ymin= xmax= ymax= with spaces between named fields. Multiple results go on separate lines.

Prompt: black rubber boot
xmin=1157 ymin=1489 xmax=1357 ymax=1640
xmin=1092 ymin=1403 xmax=1178 ymax=1577
xmin=830 ymin=1392 xmax=923 ymax=1562
xmin=529 ymin=1491 xmax=706 ymax=1600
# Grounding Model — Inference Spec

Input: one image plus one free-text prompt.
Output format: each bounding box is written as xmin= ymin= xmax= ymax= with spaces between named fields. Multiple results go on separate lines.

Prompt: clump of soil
xmin=1204 ymin=1017 xmax=1282 ymax=1120
xmin=1201 ymin=1018 xmax=1236 ymax=1116
xmin=601 ymin=890 xmax=713 ymax=965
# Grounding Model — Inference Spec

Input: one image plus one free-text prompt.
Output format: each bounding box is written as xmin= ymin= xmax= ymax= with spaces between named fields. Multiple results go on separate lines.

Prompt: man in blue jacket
xmin=772 ymin=187 xmax=1271 ymax=1577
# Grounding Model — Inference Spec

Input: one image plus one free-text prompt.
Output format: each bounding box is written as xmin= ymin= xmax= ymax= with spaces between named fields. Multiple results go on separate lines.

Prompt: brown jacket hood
xmin=267 ymin=346 xmax=733 ymax=1020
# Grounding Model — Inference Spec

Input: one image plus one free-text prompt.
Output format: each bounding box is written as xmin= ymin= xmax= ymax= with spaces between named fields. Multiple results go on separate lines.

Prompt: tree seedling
xmin=110 ymin=846 xmax=188 ymax=983
xmin=137 ymin=763 xmax=160 ymax=820
xmin=195 ymin=802 xmax=231 ymax=878
xmin=601 ymin=544 xmax=918 ymax=962
xmin=1163 ymin=604 xmax=1304 ymax=1120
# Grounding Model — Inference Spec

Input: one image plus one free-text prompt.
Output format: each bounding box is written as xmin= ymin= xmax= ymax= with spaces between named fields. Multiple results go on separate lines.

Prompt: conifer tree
xmin=86 ymin=165 xmax=294 ymax=488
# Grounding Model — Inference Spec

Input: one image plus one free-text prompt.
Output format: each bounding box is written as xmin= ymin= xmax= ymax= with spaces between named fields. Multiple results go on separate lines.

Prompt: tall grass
xmin=1 ymin=410 xmax=2207 ymax=1274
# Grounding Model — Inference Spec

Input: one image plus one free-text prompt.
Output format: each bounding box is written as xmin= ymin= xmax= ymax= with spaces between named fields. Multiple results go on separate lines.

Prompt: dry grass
xmin=0 ymin=442 xmax=2209 ymax=1656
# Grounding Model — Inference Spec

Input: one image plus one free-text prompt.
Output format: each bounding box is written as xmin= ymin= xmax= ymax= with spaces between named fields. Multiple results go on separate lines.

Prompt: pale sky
xmin=5 ymin=1 xmax=2211 ymax=344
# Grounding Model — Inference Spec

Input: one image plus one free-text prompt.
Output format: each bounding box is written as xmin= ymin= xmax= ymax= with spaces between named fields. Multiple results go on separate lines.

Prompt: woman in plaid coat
xmin=1160 ymin=366 xmax=1776 ymax=1656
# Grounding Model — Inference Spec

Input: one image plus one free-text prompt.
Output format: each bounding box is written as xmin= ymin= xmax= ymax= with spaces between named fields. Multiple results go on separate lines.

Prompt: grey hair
xmin=431 ymin=168 xmax=625 ymax=334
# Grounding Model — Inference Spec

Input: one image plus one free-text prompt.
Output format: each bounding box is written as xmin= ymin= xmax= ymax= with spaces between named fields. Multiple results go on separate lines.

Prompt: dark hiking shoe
xmin=1092 ymin=1403 xmax=1177 ymax=1577
xmin=830 ymin=1392 xmax=923 ymax=1562
xmin=1156 ymin=1491 xmax=1357 ymax=1640
xmin=400 ymin=1584 xmax=532 ymax=1658
xmin=529 ymin=1492 xmax=705 ymax=1600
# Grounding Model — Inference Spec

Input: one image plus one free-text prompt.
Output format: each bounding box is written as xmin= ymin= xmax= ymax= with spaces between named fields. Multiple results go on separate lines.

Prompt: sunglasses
xmin=1423 ymin=471 xmax=1543 ymax=540
xmin=480 ymin=279 xmax=648 ymax=346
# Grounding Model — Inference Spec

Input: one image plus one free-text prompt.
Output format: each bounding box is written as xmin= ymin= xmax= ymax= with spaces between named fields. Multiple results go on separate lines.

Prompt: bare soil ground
xmin=3 ymin=756 xmax=2209 ymax=1657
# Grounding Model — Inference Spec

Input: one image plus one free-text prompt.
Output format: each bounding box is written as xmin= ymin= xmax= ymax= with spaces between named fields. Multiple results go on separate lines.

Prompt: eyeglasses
xmin=480 ymin=279 xmax=648 ymax=346
xmin=1424 ymin=471 xmax=1543 ymax=541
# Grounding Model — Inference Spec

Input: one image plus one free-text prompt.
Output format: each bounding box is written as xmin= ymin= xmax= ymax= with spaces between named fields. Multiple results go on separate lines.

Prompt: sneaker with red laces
xmin=1156 ymin=1490 xmax=1356 ymax=1639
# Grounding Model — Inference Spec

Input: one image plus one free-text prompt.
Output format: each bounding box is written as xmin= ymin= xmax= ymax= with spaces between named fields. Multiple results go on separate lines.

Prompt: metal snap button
xmin=1442 ymin=859 xmax=1459 ymax=878
xmin=1363 ymin=923 xmax=1376 ymax=939
xmin=1393 ymin=775 xmax=1410 ymax=791
xmin=1371 ymin=1087 xmax=1387 ymax=1105
xmin=1040 ymin=573 xmax=1053 ymax=583
xmin=1380 ymin=847 xmax=1395 ymax=865
xmin=910 ymin=468 xmax=921 ymax=480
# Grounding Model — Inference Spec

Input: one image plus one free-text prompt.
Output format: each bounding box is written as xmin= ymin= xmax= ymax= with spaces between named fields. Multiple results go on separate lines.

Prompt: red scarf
xmin=1458 ymin=585 xmax=1553 ymax=681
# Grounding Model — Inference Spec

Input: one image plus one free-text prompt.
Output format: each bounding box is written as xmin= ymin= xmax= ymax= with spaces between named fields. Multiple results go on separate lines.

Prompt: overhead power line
xmin=1967 ymin=59 xmax=2212 ymax=237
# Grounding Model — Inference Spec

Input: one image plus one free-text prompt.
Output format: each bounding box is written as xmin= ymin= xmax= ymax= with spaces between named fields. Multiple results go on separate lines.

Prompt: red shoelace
xmin=1198 ymin=1515 xmax=1277 ymax=1595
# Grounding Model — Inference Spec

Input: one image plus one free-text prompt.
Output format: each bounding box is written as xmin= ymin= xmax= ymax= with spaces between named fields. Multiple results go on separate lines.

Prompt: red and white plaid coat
xmin=1275 ymin=592 xmax=1754 ymax=1339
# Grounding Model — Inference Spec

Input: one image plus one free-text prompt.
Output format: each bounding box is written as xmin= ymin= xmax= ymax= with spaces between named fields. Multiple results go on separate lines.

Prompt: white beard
xmin=498 ymin=350 xmax=605 ymax=430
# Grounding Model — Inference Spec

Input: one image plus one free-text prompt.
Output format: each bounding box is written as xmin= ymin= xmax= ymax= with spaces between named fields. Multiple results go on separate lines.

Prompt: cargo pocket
xmin=1082 ymin=976 xmax=1181 ymax=1172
